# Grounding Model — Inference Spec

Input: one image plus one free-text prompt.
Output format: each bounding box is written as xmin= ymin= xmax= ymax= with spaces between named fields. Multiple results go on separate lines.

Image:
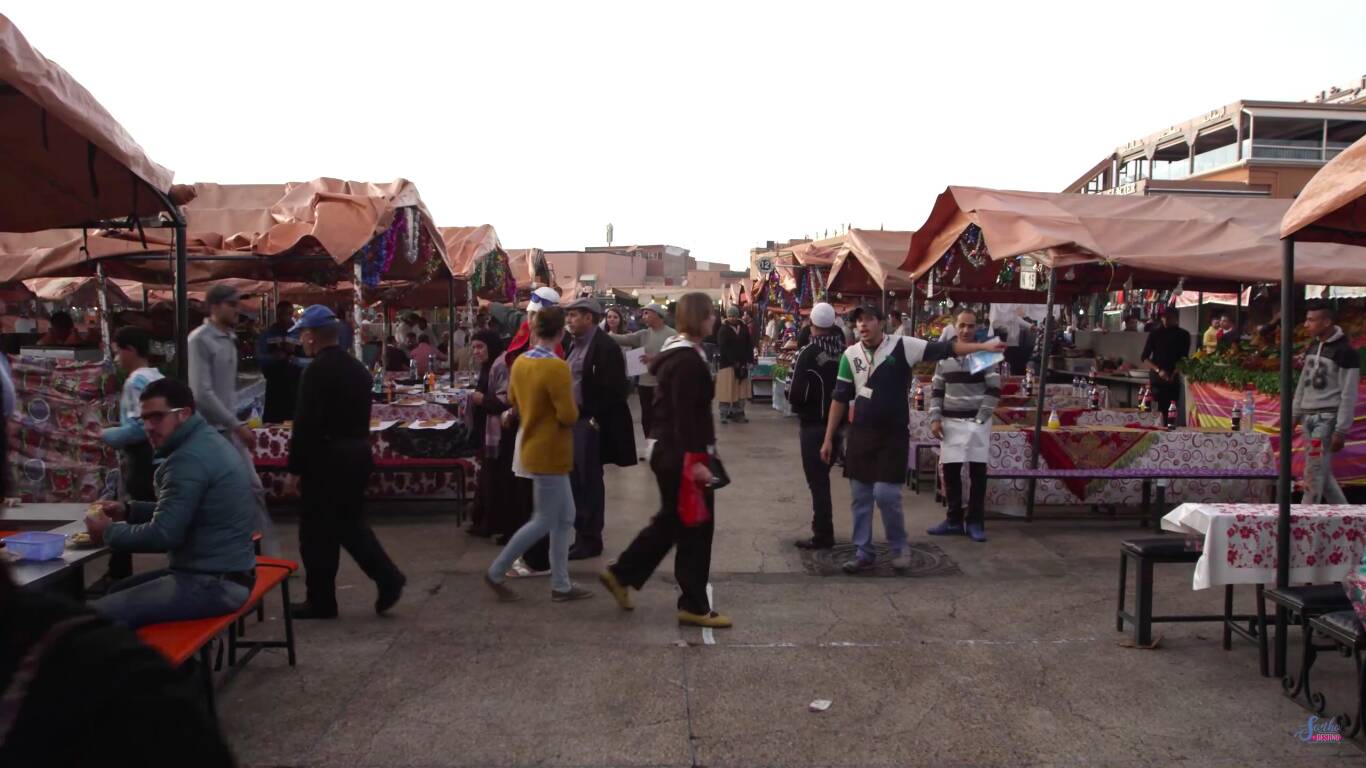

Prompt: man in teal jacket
xmin=86 ymin=378 xmax=258 ymax=629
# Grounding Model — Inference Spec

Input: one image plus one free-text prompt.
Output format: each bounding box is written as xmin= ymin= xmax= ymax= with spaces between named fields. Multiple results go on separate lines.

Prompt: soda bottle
xmin=1089 ymin=385 xmax=1100 ymax=410
xmin=913 ymin=383 xmax=924 ymax=411
xmin=1166 ymin=402 xmax=1178 ymax=431
xmin=372 ymin=363 xmax=384 ymax=397
xmin=1304 ymin=438 xmax=1324 ymax=503
xmin=1137 ymin=385 xmax=1148 ymax=412
xmin=1231 ymin=400 xmax=1242 ymax=432
xmin=384 ymin=378 xmax=395 ymax=404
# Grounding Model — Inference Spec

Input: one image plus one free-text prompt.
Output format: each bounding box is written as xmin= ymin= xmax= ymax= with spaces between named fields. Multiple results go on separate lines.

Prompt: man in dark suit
xmin=563 ymin=297 xmax=638 ymax=559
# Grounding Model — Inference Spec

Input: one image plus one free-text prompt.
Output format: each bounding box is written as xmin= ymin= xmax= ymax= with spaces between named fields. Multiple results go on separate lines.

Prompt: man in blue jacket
xmin=85 ymin=378 xmax=258 ymax=629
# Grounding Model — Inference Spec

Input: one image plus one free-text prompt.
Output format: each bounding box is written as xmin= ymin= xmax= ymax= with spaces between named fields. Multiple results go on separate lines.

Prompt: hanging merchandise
xmin=470 ymin=250 xmax=518 ymax=302
xmin=956 ymin=224 xmax=988 ymax=269
xmin=995 ymin=257 xmax=1018 ymax=287
xmin=358 ymin=207 xmax=406 ymax=288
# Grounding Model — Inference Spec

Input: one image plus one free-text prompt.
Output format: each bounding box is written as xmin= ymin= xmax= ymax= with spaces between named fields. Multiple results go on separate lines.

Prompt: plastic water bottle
xmin=1304 ymin=438 xmax=1323 ymax=502
xmin=1231 ymin=400 xmax=1242 ymax=432
xmin=1242 ymin=386 xmax=1256 ymax=433
xmin=409 ymin=358 xmax=418 ymax=382
xmin=372 ymin=363 xmax=384 ymax=396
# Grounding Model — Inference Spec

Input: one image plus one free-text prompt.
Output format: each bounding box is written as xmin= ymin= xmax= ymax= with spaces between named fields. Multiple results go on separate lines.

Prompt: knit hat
xmin=810 ymin=302 xmax=836 ymax=328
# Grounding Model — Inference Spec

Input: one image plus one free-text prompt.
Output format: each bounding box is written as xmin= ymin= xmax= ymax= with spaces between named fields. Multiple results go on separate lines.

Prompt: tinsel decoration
xmin=405 ymin=207 xmax=420 ymax=264
xmin=470 ymin=250 xmax=518 ymax=302
xmin=995 ymin=258 xmax=1018 ymax=287
xmin=357 ymin=208 xmax=406 ymax=287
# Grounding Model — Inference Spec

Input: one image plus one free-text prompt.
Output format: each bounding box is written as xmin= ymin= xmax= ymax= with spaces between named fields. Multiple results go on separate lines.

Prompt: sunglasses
xmin=140 ymin=407 xmax=187 ymax=425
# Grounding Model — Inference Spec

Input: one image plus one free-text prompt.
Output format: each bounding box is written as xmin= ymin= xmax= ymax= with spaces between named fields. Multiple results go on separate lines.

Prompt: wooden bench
xmin=988 ymin=467 xmax=1279 ymax=525
xmin=136 ymin=556 xmax=298 ymax=719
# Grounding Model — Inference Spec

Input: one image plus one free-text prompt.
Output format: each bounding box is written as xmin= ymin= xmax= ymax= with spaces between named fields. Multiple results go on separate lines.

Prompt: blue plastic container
xmin=2 ymin=531 xmax=67 ymax=561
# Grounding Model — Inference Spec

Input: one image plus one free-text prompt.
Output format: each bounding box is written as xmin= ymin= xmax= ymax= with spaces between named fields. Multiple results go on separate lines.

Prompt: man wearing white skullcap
xmin=786 ymin=303 xmax=845 ymax=549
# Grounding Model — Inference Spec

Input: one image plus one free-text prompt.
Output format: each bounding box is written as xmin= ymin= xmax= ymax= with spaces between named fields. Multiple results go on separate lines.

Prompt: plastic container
xmin=2 ymin=531 xmax=67 ymax=561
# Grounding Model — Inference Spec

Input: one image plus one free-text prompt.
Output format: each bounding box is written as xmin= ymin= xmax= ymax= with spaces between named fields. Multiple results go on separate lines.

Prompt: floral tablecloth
xmin=252 ymin=425 xmax=476 ymax=501
xmin=908 ymin=408 xmax=1159 ymax=441
xmin=1161 ymin=503 xmax=1366 ymax=591
xmin=915 ymin=426 xmax=1274 ymax=517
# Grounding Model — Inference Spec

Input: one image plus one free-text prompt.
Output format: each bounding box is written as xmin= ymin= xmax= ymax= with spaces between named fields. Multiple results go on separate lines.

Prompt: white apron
xmin=939 ymin=417 xmax=991 ymax=464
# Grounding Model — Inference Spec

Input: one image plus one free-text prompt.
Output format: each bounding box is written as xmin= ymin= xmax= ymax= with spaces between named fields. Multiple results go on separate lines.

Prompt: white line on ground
xmin=702 ymin=583 xmax=716 ymax=645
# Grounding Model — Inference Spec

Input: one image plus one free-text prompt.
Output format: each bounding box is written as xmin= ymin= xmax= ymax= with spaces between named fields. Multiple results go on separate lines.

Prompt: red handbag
xmin=677 ymin=451 xmax=712 ymax=527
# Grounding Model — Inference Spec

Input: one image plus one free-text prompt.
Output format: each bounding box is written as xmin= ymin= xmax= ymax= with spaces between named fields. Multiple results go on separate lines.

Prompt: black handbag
xmin=709 ymin=452 xmax=731 ymax=490
xmin=734 ymin=363 xmax=749 ymax=381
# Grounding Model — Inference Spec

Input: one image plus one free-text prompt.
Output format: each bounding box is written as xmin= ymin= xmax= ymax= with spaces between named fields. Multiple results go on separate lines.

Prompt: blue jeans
xmin=489 ymin=474 xmax=575 ymax=593
xmin=850 ymin=480 xmax=907 ymax=561
xmin=1302 ymin=412 xmax=1349 ymax=504
xmin=91 ymin=568 xmax=251 ymax=629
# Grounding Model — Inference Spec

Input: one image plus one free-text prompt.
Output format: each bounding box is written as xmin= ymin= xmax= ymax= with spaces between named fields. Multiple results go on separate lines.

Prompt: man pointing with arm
xmin=820 ymin=305 xmax=1004 ymax=573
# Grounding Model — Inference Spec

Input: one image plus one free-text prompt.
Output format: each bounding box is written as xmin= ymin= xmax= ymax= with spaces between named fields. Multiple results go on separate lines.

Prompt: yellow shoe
xmin=598 ymin=569 xmax=633 ymax=611
xmin=678 ymin=610 xmax=733 ymax=629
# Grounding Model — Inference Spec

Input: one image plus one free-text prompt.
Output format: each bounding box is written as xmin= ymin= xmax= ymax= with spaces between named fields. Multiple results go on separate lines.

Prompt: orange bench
xmin=136 ymin=556 xmax=298 ymax=718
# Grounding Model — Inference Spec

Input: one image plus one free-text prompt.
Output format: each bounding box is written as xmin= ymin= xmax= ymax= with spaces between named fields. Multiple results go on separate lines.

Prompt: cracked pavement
xmin=218 ymin=405 xmax=1363 ymax=767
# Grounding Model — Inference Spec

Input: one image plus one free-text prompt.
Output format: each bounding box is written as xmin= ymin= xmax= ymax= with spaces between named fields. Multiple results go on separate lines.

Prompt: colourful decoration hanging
xmin=357 ymin=207 xmax=406 ymax=288
xmin=470 ymin=250 xmax=517 ymax=302
xmin=996 ymin=257 xmax=1018 ymax=287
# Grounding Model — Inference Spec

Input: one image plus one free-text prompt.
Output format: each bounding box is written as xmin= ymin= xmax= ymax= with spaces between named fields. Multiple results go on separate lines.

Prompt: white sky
xmin=7 ymin=1 xmax=1365 ymax=269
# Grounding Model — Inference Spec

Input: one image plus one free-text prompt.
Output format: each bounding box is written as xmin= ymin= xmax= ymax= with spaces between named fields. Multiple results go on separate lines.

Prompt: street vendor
xmin=608 ymin=303 xmax=675 ymax=442
xmin=1140 ymin=307 xmax=1191 ymax=424
xmin=819 ymin=305 xmax=1004 ymax=573
xmin=927 ymin=310 xmax=1000 ymax=543
xmin=36 ymin=310 xmax=87 ymax=346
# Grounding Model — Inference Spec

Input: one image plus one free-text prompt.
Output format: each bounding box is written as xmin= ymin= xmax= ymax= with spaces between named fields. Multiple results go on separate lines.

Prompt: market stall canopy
xmin=904 ymin=186 xmax=1366 ymax=287
xmin=0 ymin=14 xmax=175 ymax=231
xmin=1281 ymin=135 xmax=1366 ymax=246
xmin=0 ymin=178 xmax=449 ymax=285
xmin=505 ymin=248 xmax=552 ymax=288
xmin=22 ymin=276 xmax=132 ymax=306
xmin=441 ymin=225 xmax=515 ymax=301
xmin=825 ymin=229 xmax=916 ymax=298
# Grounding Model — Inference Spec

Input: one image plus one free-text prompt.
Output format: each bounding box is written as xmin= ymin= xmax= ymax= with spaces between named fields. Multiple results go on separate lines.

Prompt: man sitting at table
xmin=84 ymin=378 xmax=258 ymax=629
xmin=927 ymin=310 xmax=1001 ymax=543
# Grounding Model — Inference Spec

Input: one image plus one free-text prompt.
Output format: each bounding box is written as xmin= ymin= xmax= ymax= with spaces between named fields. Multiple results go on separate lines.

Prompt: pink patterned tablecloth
xmin=251 ymin=426 xmax=476 ymax=501
xmin=908 ymin=408 xmax=1158 ymax=440
xmin=915 ymin=427 xmax=1274 ymax=517
xmin=1161 ymin=503 xmax=1366 ymax=590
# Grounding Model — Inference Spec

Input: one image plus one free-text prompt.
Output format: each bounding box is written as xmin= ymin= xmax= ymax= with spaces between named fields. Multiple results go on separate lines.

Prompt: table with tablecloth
xmin=1161 ymin=503 xmax=1366 ymax=593
xmin=915 ymin=425 xmax=1274 ymax=516
xmin=908 ymin=407 xmax=1158 ymax=439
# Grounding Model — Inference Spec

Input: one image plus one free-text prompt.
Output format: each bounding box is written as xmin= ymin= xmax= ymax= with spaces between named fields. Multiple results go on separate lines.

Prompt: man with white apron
xmin=927 ymin=310 xmax=1001 ymax=543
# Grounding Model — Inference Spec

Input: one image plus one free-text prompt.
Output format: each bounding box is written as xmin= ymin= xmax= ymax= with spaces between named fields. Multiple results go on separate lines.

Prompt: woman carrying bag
xmin=599 ymin=292 xmax=732 ymax=629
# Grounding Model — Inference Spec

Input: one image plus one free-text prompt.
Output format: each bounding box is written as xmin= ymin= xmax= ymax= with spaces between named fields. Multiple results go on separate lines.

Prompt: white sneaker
xmin=506 ymin=558 xmax=551 ymax=579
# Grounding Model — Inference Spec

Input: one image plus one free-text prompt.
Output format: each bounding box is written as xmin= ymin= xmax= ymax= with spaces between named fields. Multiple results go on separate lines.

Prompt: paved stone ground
xmin=218 ymin=404 xmax=1364 ymax=767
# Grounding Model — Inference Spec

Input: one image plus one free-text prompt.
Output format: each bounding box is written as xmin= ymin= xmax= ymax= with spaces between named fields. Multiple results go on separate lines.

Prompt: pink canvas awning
xmin=904 ymin=186 xmax=1366 ymax=287
xmin=1282 ymin=135 xmax=1366 ymax=246
xmin=0 ymin=14 xmax=174 ymax=231
xmin=440 ymin=225 xmax=503 ymax=278
xmin=825 ymin=229 xmax=916 ymax=297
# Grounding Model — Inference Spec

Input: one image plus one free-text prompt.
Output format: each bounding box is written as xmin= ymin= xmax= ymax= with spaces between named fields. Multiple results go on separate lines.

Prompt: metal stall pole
xmin=448 ymin=273 xmax=457 ymax=387
xmin=1273 ymin=239 xmax=1295 ymax=677
xmin=93 ymin=262 xmax=114 ymax=362
xmin=351 ymin=262 xmax=365 ymax=359
xmin=909 ymin=279 xmax=918 ymax=337
xmin=1024 ymin=267 xmax=1059 ymax=522
xmin=1235 ymin=283 xmax=1243 ymax=333
xmin=174 ymin=221 xmax=189 ymax=381
xmin=1197 ymin=291 xmax=1204 ymax=336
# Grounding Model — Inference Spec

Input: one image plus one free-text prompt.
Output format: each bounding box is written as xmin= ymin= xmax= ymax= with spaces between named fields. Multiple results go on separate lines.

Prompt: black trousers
xmin=1152 ymin=376 xmax=1181 ymax=426
xmin=638 ymin=385 xmax=656 ymax=441
xmin=299 ymin=446 xmax=404 ymax=612
xmin=799 ymin=420 xmax=836 ymax=542
xmin=570 ymin=419 xmax=606 ymax=551
xmin=942 ymin=462 xmax=987 ymax=526
xmin=610 ymin=446 xmax=714 ymax=615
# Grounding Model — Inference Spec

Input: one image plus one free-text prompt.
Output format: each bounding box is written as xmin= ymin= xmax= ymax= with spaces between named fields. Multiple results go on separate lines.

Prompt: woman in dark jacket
xmin=466 ymin=330 xmax=505 ymax=536
xmin=598 ymin=292 xmax=731 ymax=629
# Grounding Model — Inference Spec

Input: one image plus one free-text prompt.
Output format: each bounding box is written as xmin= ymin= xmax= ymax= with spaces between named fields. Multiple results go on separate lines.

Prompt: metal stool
xmin=1116 ymin=536 xmax=1226 ymax=646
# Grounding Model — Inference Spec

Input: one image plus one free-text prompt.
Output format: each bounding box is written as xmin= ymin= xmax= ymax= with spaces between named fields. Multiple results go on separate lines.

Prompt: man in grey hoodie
xmin=1292 ymin=299 xmax=1360 ymax=504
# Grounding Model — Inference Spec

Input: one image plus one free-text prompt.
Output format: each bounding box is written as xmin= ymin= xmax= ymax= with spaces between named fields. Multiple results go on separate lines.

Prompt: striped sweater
xmin=928 ymin=356 xmax=1001 ymax=423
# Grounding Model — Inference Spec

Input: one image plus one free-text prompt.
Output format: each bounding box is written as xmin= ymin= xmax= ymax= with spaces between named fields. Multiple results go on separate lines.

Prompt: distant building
xmin=542 ymin=244 xmax=744 ymax=302
xmin=1064 ymin=76 xmax=1366 ymax=199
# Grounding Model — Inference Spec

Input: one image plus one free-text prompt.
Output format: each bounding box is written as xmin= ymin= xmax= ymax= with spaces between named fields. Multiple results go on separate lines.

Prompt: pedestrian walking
xmin=485 ymin=306 xmax=593 ymax=603
xmin=563 ymin=297 xmax=637 ymax=560
xmin=716 ymin=306 xmax=753 ymax=423
xmin=787 ymin=302 xmax=844 ymax=550
xmin=926 ymin=310 xmax=1000 ymax=543
xmin=608 ymin=303 xmax=675 ymax=442
xmin=1293 ymin=299 xmax=1360 ymax=504
xmin=284 ymin=305 xmax=406 ymax=619
xmin=820 ymin=305 xmax=1004 ymax=573
xmin=187 ymin=283 xmax=277 ymax=555
xmin=599 ymin=292 xmax=731 ymax=628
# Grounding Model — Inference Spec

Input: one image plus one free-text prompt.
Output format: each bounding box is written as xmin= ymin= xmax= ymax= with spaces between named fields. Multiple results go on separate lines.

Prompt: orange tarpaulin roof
xmin=903 ymin=186 xmax=1366 ymax=287
xmin=23 ymin=276 xmax=133 ymax=305
xmin=1282 ymin=135 xmax=1366 ymax=246
xmin=825 ymin=229 xmax=916 ymax=297
xmin=0 ymin=179 xmax=448 ymax=285
xmin=440 ymin=225 xmax=502 ymax=278
xmin=0 ymin=14 xmax=174 ymax=231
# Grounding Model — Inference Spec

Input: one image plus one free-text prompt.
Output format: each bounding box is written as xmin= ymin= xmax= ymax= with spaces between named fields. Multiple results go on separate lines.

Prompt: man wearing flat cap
xmin=188 ymin=283 xmax=277 ymax=555
xmin=563 ymin=297 xmax=637 ymax=560
xmin=285 ymin=305 xmax=406 ymax=619
xmin=608 ymin=303 xmax=675 ymax=443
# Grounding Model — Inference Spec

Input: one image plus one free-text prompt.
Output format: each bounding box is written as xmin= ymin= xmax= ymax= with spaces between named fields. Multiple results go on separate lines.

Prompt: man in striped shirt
xmin=927 ymin=310 xmax=1001 ymax=543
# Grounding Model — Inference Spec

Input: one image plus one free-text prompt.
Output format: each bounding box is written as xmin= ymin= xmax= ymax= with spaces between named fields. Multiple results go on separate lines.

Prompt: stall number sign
xmin=1019 ymin=255 xmax=1037 ymax=291
xmin=757 ymin=256 xmax=775 ymax=275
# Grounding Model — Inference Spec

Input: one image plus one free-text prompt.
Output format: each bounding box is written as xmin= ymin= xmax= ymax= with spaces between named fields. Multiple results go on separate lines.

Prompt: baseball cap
xmin=847 ymin=304 xmax=885 ymax=323
xmin=810 ymin=302 xmax=836 ymax=329
xmin=289 ymin=304 xmax=341 ymax=333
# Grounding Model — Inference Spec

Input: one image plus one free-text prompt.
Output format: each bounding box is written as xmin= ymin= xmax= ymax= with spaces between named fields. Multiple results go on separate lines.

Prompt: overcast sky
xmin=8 ymin=1 xmax=1365 ymax=268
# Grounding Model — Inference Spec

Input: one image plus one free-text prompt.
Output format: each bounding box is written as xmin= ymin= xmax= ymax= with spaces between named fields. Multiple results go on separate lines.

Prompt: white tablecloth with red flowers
xmin=1161 ymin=503 xmax=1366 ymax=590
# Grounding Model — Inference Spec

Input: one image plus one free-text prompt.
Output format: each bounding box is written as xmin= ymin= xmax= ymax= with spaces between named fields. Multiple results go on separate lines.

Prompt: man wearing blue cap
xmin=284 ymin=305 xmax=406 ymax=619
